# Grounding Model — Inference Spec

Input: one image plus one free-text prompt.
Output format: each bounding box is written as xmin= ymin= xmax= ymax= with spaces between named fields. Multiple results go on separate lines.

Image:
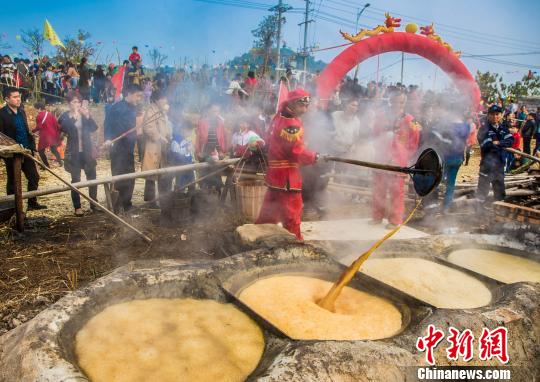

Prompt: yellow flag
xmin=43 ymin=19 xmax=65 ymax=49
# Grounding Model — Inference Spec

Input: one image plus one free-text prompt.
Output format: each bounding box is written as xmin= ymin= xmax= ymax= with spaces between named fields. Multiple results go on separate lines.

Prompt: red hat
xmin=286 ymin=88 xmax=311 ymax=104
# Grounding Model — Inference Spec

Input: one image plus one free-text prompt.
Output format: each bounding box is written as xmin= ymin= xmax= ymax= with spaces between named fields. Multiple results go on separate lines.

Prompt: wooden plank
xmin=493 ymin=201 xmax=540 ymax=219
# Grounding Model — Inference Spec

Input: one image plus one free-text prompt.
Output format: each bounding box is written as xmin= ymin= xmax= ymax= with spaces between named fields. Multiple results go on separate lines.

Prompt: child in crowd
xmin=32 ymin=102 xmax=63 ymax=168
xmin=142 ymin=78 xmax=153 ymax=104
xmin=129 ymin=46 xmax=141 ymax=66
xmin=170 ymin=123 xmax=195 ymax=192
xmin=505 ymin=125 xmax=522 ymax=172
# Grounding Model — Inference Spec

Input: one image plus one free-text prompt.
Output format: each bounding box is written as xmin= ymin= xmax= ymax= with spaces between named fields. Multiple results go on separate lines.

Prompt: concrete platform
xmin=301 ymin=218 xmax=429 ymax=242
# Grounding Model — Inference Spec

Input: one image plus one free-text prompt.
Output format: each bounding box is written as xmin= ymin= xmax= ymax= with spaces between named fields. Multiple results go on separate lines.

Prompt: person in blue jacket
xmin=431 ymin=104 xmax=471 ymax=213
xmin=476 ymin=104 xmax=514 ymax=203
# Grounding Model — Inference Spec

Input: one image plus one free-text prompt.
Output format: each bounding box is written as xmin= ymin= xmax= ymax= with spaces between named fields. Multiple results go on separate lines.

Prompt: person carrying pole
xmin=103 ymin=84 xmax=144 ymax=213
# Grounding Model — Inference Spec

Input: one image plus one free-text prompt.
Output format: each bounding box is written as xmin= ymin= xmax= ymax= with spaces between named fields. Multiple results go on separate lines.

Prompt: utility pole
xmin=400 ymin=52 xmax=404 ymax=85
xmin=352 ymin=3 xmax=370 ymax=81
xmin=270 ymin=0 xmax=292 ymax=80
xmin=299 ymin=0 xmax=314 ymax=84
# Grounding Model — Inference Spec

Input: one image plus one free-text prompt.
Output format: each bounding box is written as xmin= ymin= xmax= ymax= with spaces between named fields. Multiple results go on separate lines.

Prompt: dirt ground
xmin=0 ymin=104 xmax=487 ymax=336
xmin=0 ymin=161 xmax=250 ymax=335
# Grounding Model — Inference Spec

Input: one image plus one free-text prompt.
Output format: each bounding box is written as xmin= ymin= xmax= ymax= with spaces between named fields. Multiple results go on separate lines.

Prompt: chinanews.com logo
xmin=415 ymin=325 xmax=511 ymax=380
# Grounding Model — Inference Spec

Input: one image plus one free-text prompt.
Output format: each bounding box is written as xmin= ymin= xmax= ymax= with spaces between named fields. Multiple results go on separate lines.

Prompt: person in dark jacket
xmin=476 ymin=104 xmax=514 ymax=203
xmin=103 ymin=84 xmax=144 ymax=212
xmin=521 ymin=113 xmax=537 ymax=155
xmin=0 ymin=87 xmax=46 ymax=210
xmin=92 ymin=65 xmax=106 ymax=103
xmin=78 ymin=58 xmax=91 ymax=100
xmin=58 ymin=91 xmax=99 ymax=216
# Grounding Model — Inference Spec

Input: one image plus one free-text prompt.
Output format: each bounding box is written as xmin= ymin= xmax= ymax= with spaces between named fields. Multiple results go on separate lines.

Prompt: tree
xmin=20 ymin=29 xmax=45 ymax=59
xmin=476 ymin=70 xmax=540 ymax=103
xmin=475 ymin=70 xmax=504 ymax=103
xmin=251 ymin=14 xmax=279 ymax=75
xmin=55 ymin=30 xmax=95 ymax=64
xmin=516 ymin=73 xmax=540 ymax=97
xmin=148 ymin=48 xmax=168 ymax=69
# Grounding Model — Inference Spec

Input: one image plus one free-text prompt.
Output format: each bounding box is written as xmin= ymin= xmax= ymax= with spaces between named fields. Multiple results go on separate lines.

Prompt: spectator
xmin=244 ymin=71 xmax=257 ymax=96
xmin=516 ymin=105 xmax=527 ymax=128
xmin=43 ymin=64 xmax=56 ymax=103
xmin=476 ymin=104 xmax=513 ymax=203
xmin=129 ymin=46 xmax=141 ymax=66
xmin=78 ymin=57 xmax=91 ymax=100
xmin=127 ymin=61 xmax=144 ymax=86
xmin=142 ymin=77 xmax=153 ymax=103
xmin=432 ymin=105 xmax=470 ymax=212
xmin=195 ymin=103 xmax=227 ymax=193
xmin=1 ymin=55 xmax=16 ymax=86
xmin=330 ymin=98 xmax=361 ymax=156
xmin=371 ymin=91 xmax=420 ymax=228
xmin=103 ymin=84 xmax=144 ymax=213
xmin=141 ymin=90 xmax=172 ymax=206
xmin=0 ymin=87 xmax=46 ymax=210
xmin=505 ymin=124 xmax=521 ymax=172
xmin=225 ymin=73 xmax=248 ymax=99
xmin=66 ymin=61 xmax=80 ymax=89
xmin=92 ymin=65 xmax=106 ymax=103
xmin=464 ymin=114 xmax=478 ymax=166
xmin=58 ymin=92 xmax=99 ymax=216
xmin=521 ymin=112 xmax=537 ymax=155
xmin=170 ymin=121 xmax=195 ymax=192
xmin=32 ymin=102 xmax=63 ymax=168
xmin=231 ymin=116 xmax=263 ymax=154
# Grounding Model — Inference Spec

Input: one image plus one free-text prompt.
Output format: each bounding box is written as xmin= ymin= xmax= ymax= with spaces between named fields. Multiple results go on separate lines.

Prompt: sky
xmin=1 ymin=0 xmax=539 ymax=90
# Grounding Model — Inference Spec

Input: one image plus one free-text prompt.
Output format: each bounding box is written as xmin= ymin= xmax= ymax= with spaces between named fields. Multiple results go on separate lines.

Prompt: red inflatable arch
xmin=317 ymin=32 xmax=481 ymax=109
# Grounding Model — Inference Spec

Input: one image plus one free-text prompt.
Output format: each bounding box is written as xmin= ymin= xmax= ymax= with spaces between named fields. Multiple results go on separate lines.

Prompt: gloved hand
xmin=316 ymin=153 xmax=329 ymax=162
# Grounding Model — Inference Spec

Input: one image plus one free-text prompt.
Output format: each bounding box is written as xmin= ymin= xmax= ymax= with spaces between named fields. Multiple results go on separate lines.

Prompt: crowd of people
xmin=1 ymin=47 xmax=539 ymax=238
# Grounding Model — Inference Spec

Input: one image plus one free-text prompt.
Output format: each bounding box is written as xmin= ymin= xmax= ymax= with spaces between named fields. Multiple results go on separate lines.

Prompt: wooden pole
xmin=324 ymin=156 xmax=429 ymax=175
xmin=504 ymin=147 xmax=540 ymax=164
xmin=25 ymin=154 xmax=152 ymax=243
xmin=13 ymin=154 xmax=24 ymax=232
xmin=0 ymin=159 xmax=241 ymax=203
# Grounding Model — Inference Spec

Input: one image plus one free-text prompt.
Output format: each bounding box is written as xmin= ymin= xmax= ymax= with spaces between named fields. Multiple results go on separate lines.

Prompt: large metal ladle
xmin=324 ymin=148 xmax=443 ymax=197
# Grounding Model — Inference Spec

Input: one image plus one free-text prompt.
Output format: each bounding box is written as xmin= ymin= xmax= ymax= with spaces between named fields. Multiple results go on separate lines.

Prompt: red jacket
xmin=265 ymin=111 xmax=317 ymax=191
xmin=374 ymin=112 xmax=420 ymax=167
xmin=195 ymin=117 xmax=227 ymax=158
xmin=33 ymin=111 xmax=61 ymax=150
xmin=511 ymin=131 xmax=521 ymax=150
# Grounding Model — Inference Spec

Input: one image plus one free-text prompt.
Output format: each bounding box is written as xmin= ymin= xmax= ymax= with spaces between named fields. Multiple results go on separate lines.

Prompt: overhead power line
xmin=324 ymin=0 xmax=540 ymax=50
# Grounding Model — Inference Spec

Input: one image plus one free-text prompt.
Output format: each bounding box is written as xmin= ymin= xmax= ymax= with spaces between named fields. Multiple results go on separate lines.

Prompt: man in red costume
xmin=256 ymin=88 xmax=319 ymax=239
xmin=371 ymin=90 xmax=420 ymax=229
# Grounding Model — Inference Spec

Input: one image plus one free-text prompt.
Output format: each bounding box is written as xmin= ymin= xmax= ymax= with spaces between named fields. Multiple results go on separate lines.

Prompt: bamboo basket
xmin=235 ymin=179 xmax=267 ymax=222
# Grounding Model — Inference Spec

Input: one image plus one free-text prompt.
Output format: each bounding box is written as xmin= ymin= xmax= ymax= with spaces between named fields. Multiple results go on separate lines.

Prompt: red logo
xmin=478 ymin=327 xmax=509 ymax=364
xmin=416 ymin=324 xmax=446 ymax=365
xmin=416 ymin=325 xmax=509 ymax=365
xmin=446 ymin=327 xmax=474 ymax=362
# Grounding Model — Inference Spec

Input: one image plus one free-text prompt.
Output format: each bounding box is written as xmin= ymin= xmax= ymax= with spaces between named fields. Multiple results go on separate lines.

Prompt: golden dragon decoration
xmin=340 ymin=12 xmax=401 ymax=43
xmin=420 ymin=24 xmax=461 ymax=57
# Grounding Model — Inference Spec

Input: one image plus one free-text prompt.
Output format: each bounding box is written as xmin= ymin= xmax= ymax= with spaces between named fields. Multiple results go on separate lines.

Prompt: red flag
xmin=276 ymin=81 xmax=289 ymax=114
xmin=111 ymin=65 xmax=126 ymax=101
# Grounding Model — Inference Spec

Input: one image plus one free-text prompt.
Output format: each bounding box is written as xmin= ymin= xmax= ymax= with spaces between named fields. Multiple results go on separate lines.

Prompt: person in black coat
xmin=58 ymin=91 xmax=99 ymax=216
xmin=520 ymin=113 xmax=537 ymax=155
xmin=92 ymin=65 xmax=106 ymax=103
xmin=476 ymin=104 xmax=514 ymax=203
xmin=103 ymin=84 xmax=144 ymax=212
xmin=0 ymin=87 xmax=46 ymax=210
